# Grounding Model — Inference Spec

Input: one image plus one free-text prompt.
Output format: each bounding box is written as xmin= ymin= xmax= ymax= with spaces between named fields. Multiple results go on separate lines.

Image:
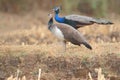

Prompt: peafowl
xmin=53 ymin=6 xmax=113 ymax=29
xmin=48 ymin=14 xmax=92 ymax=51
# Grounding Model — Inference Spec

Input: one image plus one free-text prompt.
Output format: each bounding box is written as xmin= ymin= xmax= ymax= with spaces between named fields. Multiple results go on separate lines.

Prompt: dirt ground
xmin=0 ymin=10 xmax=119 ymax=80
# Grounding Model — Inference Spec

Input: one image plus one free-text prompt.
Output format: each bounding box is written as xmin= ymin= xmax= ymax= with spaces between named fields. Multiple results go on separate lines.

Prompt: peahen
xmin=53 ymin=6 xmax=113 ymax=29
xmin=48 ymin=14 xmax=92 ymax=51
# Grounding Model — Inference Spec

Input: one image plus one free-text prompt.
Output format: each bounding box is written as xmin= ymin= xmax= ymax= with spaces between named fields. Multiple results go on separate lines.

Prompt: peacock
xmin=53 ymin=6 xmax=113 ymax=29
xmin=48 ymin=14 xmax=92 ymax=51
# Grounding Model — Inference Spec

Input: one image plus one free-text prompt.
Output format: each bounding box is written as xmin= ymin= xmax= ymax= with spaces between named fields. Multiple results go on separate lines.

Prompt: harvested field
xmin=0 ymin=11 xmax=119 ymax=80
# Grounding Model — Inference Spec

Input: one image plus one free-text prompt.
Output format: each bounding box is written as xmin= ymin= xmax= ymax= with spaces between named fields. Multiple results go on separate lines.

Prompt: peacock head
xmin=48 ymin=13 xmax=53 ymax=25
xmin=53 ymin=6 xmax=61 ymax=14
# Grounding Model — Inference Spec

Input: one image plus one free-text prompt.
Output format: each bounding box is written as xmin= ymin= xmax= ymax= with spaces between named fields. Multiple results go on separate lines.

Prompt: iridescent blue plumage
xmin=55 ymin=14 xmax=65 ymax=23
xmin=53 ymin=6 xmax=113 ymax=29
xmin=53 ymin=7 xmax=78 ymax=28
xmin=48 ymin=14 xmax=92 ymax=50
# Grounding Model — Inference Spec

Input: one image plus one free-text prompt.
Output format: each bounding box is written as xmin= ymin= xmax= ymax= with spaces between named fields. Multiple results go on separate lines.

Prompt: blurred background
xmin=0 ymin=0 xmax=119 ymax=45
xmin=0 ymin=0 xmax=120 ymax=16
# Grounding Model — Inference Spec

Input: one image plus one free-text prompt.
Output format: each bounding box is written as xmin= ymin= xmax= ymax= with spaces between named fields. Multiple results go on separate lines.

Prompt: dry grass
xmin=0 ymin=43 xmax=119 ymax=80
xmin=6 ymin=68 xmax=109 ymax=80
xmin=6 ymin=67 xmax=120 ymax=80
xmin=0 ymin=12 xmax=119 ymax=80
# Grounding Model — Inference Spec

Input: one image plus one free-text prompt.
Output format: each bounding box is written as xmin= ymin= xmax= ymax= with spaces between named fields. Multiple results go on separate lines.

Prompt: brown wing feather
xmin=55 ymin=23 xmax=87 ymax=45
xmin=55 ymin=23 xmax=92 ymax=49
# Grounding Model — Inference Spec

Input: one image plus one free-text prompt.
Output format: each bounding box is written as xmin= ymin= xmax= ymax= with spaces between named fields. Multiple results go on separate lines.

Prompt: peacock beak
xmin=48 ymin=13 xmax=53 ymax=18
xmin=48 ymin=9 xmax=54 ymax=16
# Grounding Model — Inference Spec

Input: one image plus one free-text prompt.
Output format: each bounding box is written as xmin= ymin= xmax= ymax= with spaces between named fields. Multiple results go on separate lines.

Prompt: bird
xmin=48 ymin=14 xmax=92 ymax=51
xmin=53 ymin=6 xmax=113 ymax=29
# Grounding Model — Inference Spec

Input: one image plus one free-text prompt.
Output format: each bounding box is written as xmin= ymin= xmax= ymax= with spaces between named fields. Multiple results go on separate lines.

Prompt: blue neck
xmin=55 ymin=14 xmax=65 ymax=23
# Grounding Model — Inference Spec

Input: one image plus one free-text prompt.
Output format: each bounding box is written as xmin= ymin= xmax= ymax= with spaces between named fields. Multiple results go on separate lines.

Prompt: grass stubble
xmin=0 ymin=12 xmax=119 ymax=80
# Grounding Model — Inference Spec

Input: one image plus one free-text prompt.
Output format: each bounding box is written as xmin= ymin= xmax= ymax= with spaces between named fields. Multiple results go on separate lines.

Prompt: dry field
xmin=0 ymin=11 xmax=119 ymax=80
